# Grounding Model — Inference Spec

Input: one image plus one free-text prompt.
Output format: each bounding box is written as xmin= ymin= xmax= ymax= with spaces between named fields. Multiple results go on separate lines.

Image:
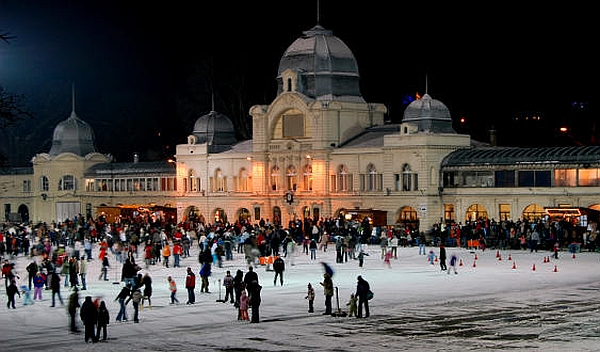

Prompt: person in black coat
xmin=115 ymin=284 xmax=131 ymax=321
xmin=243 ymin=266 xmax=259 ymax=293
xmin=67 ymin=287 xmax=80 ymax=332
xmin=272 ymin=256 xmax=285 ymax=286
xmin=121 ymin=258 xmax=139 ymax=287
xmin=96 ymin=300 xmax=110 ymax=341
xmin=26 ymin=260 xmax=38 ymax=290
xmin=439 ymin=244 xmax=447 ymax=271
xmin=248 ymin=280 xmax=262 ymax=323
xmin=232 ymin=269 xmax=244 ymax=309
xmin=6 ymin=279 xmax=20 ymax=309
xmin=80 ymin=295 xmax=98 ymax=343
xmin=50 ymin=271 xmax=64 ymax=306
xmin=355 ymin=275 xmax=370 ymax=318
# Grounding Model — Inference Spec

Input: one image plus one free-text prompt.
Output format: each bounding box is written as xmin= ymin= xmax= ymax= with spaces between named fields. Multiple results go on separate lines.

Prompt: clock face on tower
xmin=286 ymin=192 xmax=293 ymax=204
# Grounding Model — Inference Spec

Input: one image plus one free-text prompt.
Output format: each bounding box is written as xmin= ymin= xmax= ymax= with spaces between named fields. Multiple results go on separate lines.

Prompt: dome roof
xmin=277 ymin=24 xmax=364 ymax=102
xmin=192 ymin=110 xmax=237 ymax=152
xmin=402 ymin=93 xmax=456 ymax=133
xmin=48 ymin=111 xmax=97 ymax=157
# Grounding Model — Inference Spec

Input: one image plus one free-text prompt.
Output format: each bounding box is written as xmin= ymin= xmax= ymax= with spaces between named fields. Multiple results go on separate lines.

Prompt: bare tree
xmin=0 ymin=31 xmax=34 ymax=165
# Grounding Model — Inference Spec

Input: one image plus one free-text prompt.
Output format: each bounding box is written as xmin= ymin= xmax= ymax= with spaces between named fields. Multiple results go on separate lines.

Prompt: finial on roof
xmin=317 ymin=0 xmax=320 ymax=25
xmin=71 ymin=83 xmax=76 ymax=114
xmin=425 ymin=73 xmax=429 ymax=95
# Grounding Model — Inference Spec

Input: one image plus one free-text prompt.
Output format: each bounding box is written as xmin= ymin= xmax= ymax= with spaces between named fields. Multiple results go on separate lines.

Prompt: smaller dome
xmin=192 ymin=111 xmax=237 ymax=152
xmin=402 ymin=94 xmax=456 ymax=134
xmin=48 ymin=111 xmax=97 ymax=157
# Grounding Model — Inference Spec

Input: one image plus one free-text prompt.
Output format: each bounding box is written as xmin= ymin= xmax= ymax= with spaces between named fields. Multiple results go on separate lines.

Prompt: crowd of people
xmin=3 ymin=212 xmax=595 ymax=344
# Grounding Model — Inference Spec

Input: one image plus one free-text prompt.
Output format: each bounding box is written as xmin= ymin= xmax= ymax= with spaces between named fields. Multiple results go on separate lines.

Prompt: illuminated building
xmin=1 ymin=21 xmax=599 ymax=235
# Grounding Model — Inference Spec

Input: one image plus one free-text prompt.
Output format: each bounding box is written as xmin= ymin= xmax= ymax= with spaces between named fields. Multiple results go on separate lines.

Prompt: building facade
xmin=1 ymin=22 xmax=599 ymax=235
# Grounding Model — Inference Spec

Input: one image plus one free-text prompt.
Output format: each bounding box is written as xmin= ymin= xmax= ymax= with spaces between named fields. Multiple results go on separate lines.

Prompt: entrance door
xmin=56 ymin=202 xmax=81 ymax=223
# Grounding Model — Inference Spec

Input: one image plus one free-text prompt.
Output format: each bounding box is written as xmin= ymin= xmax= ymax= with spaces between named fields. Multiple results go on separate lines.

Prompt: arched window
xmin=238 ymin=168 xmax=250 ymax=192
xmin=402 ymin=164 xmax=412 ymax=191
xmin=188 ymin=169 xmax=199 ymax=192
xmin=40 ymin=175 xmax=49 ymax=192
xmin=270 ymin=166 xmax=280 ymax=191
xmin=522 ymin=204 xmax=545 ymax=221
xmin=58 ymin=175 xmax=76 ymax=191
xmin=215 ymin=168 xmax=225 ymax=192
xmin=465 ymin=204 xmax=488 ymax=222
xmin=287 ymin=165 xmax=298 ymax=191
xmin=303 ymin=164 xmax=313 ymax=191
xmin=368 ymin=164 xmax=377 ymax=191
xmin=337 ymin=164 xmax=351 ymax=191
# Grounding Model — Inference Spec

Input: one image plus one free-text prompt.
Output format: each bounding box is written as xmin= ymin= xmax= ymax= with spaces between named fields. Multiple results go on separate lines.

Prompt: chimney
xmin=489 ymin=127 xmax=497 ymax=146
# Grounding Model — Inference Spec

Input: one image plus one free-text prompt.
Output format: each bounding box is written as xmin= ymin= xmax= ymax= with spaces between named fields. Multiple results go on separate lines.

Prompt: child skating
xmin=305 ymin=283 xmax=315 ymax=313
xmin=346 ymin=293 xmax=358 ymax=317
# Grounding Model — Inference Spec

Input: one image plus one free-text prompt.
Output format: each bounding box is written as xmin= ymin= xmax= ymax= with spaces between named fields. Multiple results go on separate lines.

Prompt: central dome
xmin=277 ymin=25 xmax=364 ymax=102
xmin=48 ymin=111 xmax=97 ymax=157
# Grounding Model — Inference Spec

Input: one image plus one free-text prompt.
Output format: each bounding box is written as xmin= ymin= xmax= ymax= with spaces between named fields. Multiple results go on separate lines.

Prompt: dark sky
xmin=0 ymin=1 xmax=597 ymax=165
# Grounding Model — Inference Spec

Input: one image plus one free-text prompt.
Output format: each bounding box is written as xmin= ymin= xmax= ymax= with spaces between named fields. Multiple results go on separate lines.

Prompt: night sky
xmin=0 ymin=1 xmax=597 ymax=166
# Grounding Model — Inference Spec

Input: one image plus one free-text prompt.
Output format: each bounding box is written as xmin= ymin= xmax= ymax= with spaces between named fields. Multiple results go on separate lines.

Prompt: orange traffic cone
xmin=532 ymin=264 xmax=536 ymax=271
xmin=553 ymin=265 xmax=558 ymax=272
xmin=459 ymin=258 xmax=464 ymax=266
xmin=512 ymin=261 xmax=517 ymax=269
xmin=496 ymin=250 xmax=500 ymax=258
xmin=543 ymin=256 xmax=548 ymax=263
xmin=498 ymin=254 xmax=502 ymax=261
xmin=473 ymin=260 xmax=476 ymax=268
xmin=572 ymin=253 xmax=576 ymax=259
xmin=508 ymin=254 xmax=512 ymax=261
xmin=474 ymin=253 xmax=478 ymax=260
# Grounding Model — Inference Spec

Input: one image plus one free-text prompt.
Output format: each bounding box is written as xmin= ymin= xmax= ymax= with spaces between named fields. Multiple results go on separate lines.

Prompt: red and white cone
xmin=512 ymin=261 xmax=517 ymax=269
xmin=553 ymin=265 xmax=558 ymax=272
xmin=532 ymin=264 xmax=536 ymax=271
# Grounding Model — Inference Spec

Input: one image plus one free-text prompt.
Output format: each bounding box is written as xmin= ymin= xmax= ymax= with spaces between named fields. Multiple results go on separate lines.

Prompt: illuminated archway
xmin=272 ymin=207 xmax=282 ymax=226
xmin=183 ymin=205 xmax=205 ymax=224
xmin=214 ymin=208 xmax=227 ymax=225
xmin=396 ymin=206 xmax=419 ymax=230
xmin=522 ymin=204 xmax=545 ymax=221
xmin=465 ymin=204 xmax=488 ymax=222
xmin=237 ymin=208 xmax=251 ymax=224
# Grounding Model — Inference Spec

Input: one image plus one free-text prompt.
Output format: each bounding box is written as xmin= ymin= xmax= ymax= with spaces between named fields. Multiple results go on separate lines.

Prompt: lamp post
xmin=205 ymin=112 xmax=212 ymax=226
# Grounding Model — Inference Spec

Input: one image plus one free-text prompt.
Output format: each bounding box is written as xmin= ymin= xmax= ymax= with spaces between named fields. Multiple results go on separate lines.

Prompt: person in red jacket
xmin=185 ymin=267 xmax=196 ymax=304
xmin=172 ymin=242 xmax=183 ymax=268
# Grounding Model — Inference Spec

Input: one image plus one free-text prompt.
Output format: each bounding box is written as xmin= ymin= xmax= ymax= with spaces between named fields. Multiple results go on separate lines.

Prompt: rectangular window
xmin=555 ymin=169 xmax=577 ymax=187
xmin=535 ymin=171 xmax=551 ymax=187
xmin=282 ymin=114 xmax=304 ymax=138
xmin=22 ymin=179 xmax=31 ymax=192
xmin=499 ymin=204 xmax=511 ymax=221
xmin=495 ymin=170 xmax=515 ymax=187
xmin=518 ymin=171 xmax=534 ymax=187
xmin=444 ymin=204 xmax=455 ymax=223
xmin=578 ymin=168 xmax=599 ymax=187
xmin=254 ymin=207 xmax=261 ymax=221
